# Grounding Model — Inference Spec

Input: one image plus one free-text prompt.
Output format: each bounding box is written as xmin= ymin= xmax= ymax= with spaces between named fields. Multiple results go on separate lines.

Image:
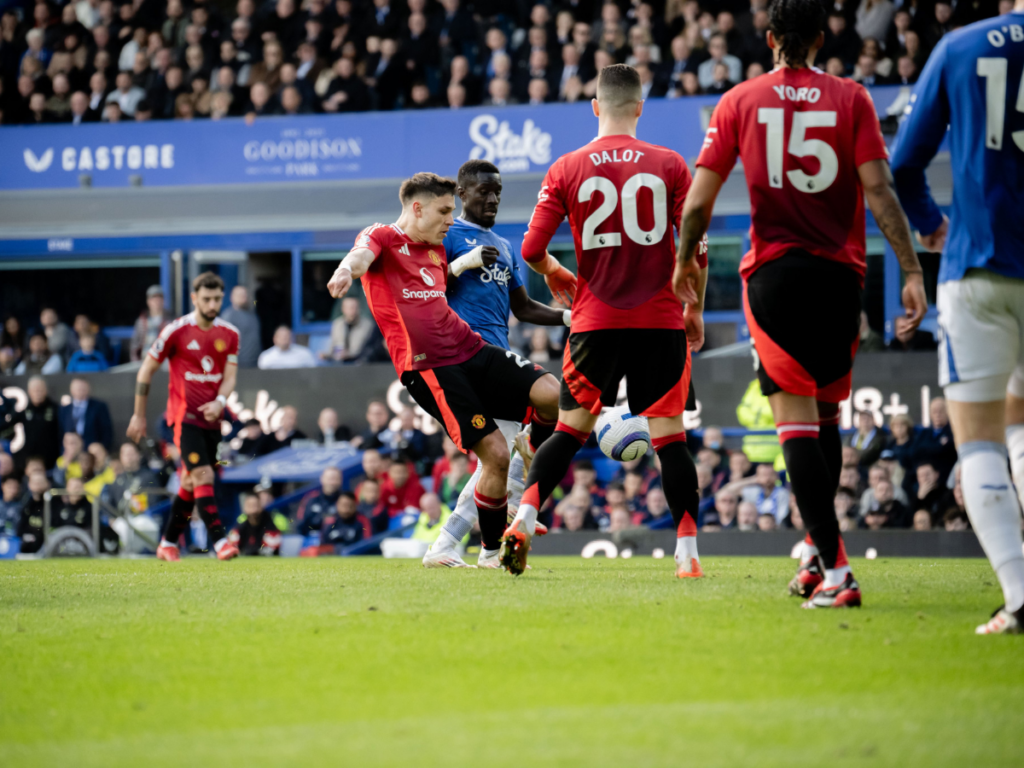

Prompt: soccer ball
xmin=596 ymin=405 xmax=650 ymax=462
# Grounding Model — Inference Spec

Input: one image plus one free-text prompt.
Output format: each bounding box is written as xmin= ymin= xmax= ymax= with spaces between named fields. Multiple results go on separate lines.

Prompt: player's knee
xmin=477 ymin=431 xmax=510 ymax=473
xmin=190 ymin=465 xmax=214 ymax=486
xmin=531 ymin=374 xmax=560 ymax=416
xmin=179 ymin=472 xmax=194 ymax=492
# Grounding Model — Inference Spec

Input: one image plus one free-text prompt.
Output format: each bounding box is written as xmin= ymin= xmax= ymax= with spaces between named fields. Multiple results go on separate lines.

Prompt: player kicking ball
xmin=128 ymin=272 xmax=241 ymax=562
xmin=503 ymin=64 xmax=709 ymax=578
xmin=891 ymin=0 xmax=1024 ymax=633
xmin=326 ymin=173 xmax=561 ymax=563
xmin=423 ymin=159 xmax=576 ymax=569
xmin=676 ymin=0 xmax=927 ymax=607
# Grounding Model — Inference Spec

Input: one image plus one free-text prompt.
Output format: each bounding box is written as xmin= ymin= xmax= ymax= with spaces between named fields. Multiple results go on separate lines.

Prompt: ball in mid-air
xmin=596 ymin=405 xmax=650 ymax=462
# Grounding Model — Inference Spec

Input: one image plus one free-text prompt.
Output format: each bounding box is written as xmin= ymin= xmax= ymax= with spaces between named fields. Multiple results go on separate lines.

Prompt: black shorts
xmin=176 ymin=422 xmax=222 ymax=471
xmin=744 ymin=249 xmax=862 ymax=404
xmin=560 ymin=328 xmax=692 ymax=418
xmin=401 ymin=344 xmax=553 ymax=453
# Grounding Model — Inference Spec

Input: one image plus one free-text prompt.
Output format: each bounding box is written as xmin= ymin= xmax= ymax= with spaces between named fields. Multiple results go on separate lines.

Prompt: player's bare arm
xmin=676 ymin=167 xmax=724 ymax=305
xmin=684 ymin=263 xmax=710 ymax=352
xmin=327 ymin=248 xmax=376 ymax=298
xmin=509 ymin=286 xmax=571 ymax=327
xmin=857 ymin=158 xmax=927 ymax=341
xmin=197 ymin=360 xmax=237 ymax=422
xmin=127 ymin=353 xmax=160 ymax=442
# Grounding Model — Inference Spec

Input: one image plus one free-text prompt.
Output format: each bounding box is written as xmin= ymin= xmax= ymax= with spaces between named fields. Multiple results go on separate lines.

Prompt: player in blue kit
xmin=423 ymin=159 xmax=575 ymax=568
xmin=891 ymin=1 xmax=1024 ymax=634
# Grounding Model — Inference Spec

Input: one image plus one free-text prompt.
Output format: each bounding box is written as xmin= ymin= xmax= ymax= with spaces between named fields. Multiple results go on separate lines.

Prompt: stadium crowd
xmin=0 ymin=0 xmax=1011 ymax=124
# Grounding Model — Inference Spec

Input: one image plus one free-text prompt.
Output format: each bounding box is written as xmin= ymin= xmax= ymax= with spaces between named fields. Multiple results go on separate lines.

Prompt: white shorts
xmin=937 ymin=270 xmax=1024 ymax=402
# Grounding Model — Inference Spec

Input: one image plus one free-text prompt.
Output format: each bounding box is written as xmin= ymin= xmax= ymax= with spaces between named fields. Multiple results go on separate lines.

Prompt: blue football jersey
xmin=891 ymin=11 xmax=1024 ymax=283
xmin=443 ymin=217 xmax=526 ymax=350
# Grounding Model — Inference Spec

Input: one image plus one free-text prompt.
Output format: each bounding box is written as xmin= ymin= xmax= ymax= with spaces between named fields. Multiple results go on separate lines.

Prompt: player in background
xmin=675 ymin=0 xmax=927 ymax=607
xmin=423 ymin=158 xmax=575 ymax=568
xmin=326 ymin=173 xmax=561 ymax=564
xmin=891 ymin=2 xmax=1024 ymax=633
xmin=503 ymin=64 xmax=709 ymax=577
xmin=127 ymin=272 xmax=241 ymax=562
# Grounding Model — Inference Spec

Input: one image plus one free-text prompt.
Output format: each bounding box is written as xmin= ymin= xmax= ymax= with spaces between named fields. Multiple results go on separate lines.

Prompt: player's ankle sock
xmin=1005 ymin=424 xmax=1024 ymax=512
xmin=474 ymin=489 xmax=508 ymax=551
xmin=517 ymin=425 xmax=588 ymax=528
xmin=960 ymin=441 xmax=1024 ymax=613
xmin=435 ymin=517 xmax=469 ymax=551
xmin=162 ymin=490 xmax=194 ymax=546
xmin=654 ymin=434 xmax=700 ymax=534
xmin=781 ymin=430 xmax=842 ymax=570
xmin=818 ymin=414 xmax=842 ymax=492
xmin=528 ymin=410 xmax=557 ymax=451
xmin=194 ymin=484 xmax=225 ymax=544
xmin=212 ymin=538 xmax=230 ymax=554
xmin=801 ymin=533 xmax=819 ymax=562
xmin=823 ymin=538 xmax=851 ymax=587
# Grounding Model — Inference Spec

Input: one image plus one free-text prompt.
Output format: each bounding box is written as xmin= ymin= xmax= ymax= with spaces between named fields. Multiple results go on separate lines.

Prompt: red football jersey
xmin=356 ymin=223 xmax=485 ymax=374
xmin=149 ymin=313 xmax=239 ymax=431
xmin=522 ymin=135 xmax=704 ymax=333
xmin=696 ymin=67 xmax=888 ymax=281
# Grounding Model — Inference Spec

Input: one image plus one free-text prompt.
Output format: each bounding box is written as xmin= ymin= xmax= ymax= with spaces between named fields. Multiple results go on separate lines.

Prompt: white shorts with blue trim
xmin=937 ymin=270 xmax=1024 ymax=402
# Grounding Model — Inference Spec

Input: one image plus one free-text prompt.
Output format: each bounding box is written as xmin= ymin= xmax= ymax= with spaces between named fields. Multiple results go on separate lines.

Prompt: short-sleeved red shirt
xmin=149 ymin=313 xmax=239 ymax=430
xmin=356 ymin=223 xmax=485 ymax=375
xmin=696 ymin=67 xmax=889 ymax=281
xmin=522 ymin=135 xmax=704 ymax=333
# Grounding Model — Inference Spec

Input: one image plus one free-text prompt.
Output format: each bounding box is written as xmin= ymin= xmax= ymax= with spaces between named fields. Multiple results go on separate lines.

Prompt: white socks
xmin=674 ymin=536 xmax=699 ymax=566
xmin=513 ymin=503 xmax=538 ymax=536
xmin=960 ymin=441 xmax=1024 ymax=613
xmin=1006 ymin=424 xmax=1024 ymax=513
xmin=823 ymin=566 xmax=851 ymax=589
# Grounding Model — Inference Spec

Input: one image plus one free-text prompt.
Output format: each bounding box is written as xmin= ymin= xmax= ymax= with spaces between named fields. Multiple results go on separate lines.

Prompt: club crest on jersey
xmin=419 ymin=267 xmax=436 ymax=286
xmin=471 ymin=414 xmax=486 ymax=429
xmin=214 ymin=339 xmax=227 ymax=352
xmin=188 ymin=452 xmax=200 ymax=465
xmin=428 ymin=250 xmax=441 ymax=266
xmin=465 ymin=238 xmax=477 ymax=245
xmin=187 ymin=340 xmax=201 ymax=351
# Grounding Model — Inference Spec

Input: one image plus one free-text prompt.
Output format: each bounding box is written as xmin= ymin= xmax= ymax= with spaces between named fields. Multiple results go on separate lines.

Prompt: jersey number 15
xmin=757 ymin=108 xmax=838 ymax=194
xmin=977 ymin=57 xmax=1024 ymax=152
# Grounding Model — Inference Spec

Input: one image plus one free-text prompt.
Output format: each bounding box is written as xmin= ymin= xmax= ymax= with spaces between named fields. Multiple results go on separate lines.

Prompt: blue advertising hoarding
xmin=0 ymin=87 xmax=908 ymax=191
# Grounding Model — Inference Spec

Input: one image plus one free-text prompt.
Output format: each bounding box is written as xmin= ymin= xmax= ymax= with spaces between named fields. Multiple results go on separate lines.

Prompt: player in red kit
xmin=127 ymin=272 xmax=241 ymax=562
xmin=675 ymin=0 xmax=928 ymax=607
xmin=503 ymin=64 xmax=709 ymax=577
xmin=326 ymin=173 xmax=561 ymax=564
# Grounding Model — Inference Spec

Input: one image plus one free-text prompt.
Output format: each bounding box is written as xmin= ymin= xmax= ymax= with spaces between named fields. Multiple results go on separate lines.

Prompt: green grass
xmin=0 ymin=556 xmax=1020 ymax=767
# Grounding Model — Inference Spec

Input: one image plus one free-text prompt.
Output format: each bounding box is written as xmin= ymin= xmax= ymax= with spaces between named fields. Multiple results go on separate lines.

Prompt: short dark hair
xmin=606 ymin=481 xmax=625 ymax=493
xmin=457 ymin=159 xmax=500 ymax=187
xmin=398 ymin=172 xmax=457 ymax=205
xmin=338 ymin=491 xmax=356 ymax=502
xmin=835 ymin=486 xmax=857 ymax=501
xmin=574 ymin=459 xmax=595 ymax=472
xmin=596 ymin=63 xmax=642 ymax=114
xmin=768 ymin=0 xmax=825 ymax=68
xmin=192 ymin=271 xmax=224 ymax=293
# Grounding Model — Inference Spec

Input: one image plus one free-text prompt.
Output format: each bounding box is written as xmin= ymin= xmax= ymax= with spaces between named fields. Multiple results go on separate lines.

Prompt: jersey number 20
xmin=578 ymin=173 xmax=668 ymax=250
xmin=757 ymin=108 xmax=838 ymax=194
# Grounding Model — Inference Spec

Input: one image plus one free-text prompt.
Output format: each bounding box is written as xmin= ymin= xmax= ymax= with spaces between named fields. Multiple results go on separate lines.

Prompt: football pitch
xmin=1 ymin=556 xmax=1020 ymax=767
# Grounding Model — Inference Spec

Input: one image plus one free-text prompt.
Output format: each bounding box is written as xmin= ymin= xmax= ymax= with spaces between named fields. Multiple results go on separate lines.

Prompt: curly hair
xmin=767 ymin=0 xmax=825 ymax=68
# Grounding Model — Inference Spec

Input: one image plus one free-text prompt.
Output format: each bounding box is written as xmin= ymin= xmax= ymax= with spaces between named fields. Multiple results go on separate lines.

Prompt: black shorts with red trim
xmin=176 ymin=422 xmax=222 ymax=471
xmin=401 ymin=344 xmax=553 ymax=453
xmin=560 ymin=328 xmax=692 ymax=418
xmin=744 ymin=249 xmax=862 ymax=404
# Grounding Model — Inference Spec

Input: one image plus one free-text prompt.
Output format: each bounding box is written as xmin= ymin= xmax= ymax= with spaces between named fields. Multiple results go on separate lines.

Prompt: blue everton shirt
xmin=443 ymin=217 xmax=526 ymax=350
xmin=891 ymin=11 xmax=1024 ymax=284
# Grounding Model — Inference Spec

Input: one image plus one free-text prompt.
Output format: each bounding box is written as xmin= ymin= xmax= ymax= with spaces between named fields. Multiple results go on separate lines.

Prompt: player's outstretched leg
xmin=157 ymin=475 xmax=193 ymax=562
xmin=470 ymin=430 xmax=512 ymax=568
xmin=648 ymin=421 xmax=702 ymax=578
xmin=424 ymin=460 xmax=480 ymax=568
xmin=190 ymin=467 xmax=237 ymax=560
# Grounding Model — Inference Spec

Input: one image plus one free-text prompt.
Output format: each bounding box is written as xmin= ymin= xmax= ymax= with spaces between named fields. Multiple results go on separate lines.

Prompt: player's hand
xmin=684 ymin=305 xmax=705 ymax=352
xmin=327 ymin=267 xmax=353 ymax=299
xmin=480 ymin=246 xmax=499 ymax=267
xmin=916 ymin=215 xmax=948 ymax=253
xmin=198 ymin=400 xmax=224 ymax=422
xmin=545 ymin=265 xmax=577 ymax=307
xmin=898 ymin=272 xmax=928 ymax=343
xmin=126 ymin=414 xmax=147 ymax=443
xmin=672 ymin=258 xmax=701 ymax=306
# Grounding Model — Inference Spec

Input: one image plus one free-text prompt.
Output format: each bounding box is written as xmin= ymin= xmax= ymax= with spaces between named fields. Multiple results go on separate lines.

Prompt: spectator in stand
xmin=832 ymin=485 xmax=857 ymax=531
xmin=233 ymin=418 xmax=264 ymax=462
xmin=130 ymin=285 xmax=173 ymax=361
xmin=53 ymin=476 xmax=91 ymax=529
xmin=295 ymin=466 xmax=342 ymax=536
xmin=893 ymin=54 xmax=918 ymax=85
xmin=727 ymin=448 xmax=754 ymax=484
xmin=58 ymin=378 xmax=113 ymax=450
xmin=257 ymin=326 xmax=318 ymax=369
xmin=571 ymin=459 xmax=606 ymax=509
xmin=254 ymin=406 xmax=307 ymax=456
xmin=356 ymin=477 xmax=382 ymax=526
xmin=378 ymin=455 xmax=425 ymax=519
xmin=704 ymin=61 xmax=734 ymax=94
xmin=943 ymin=507 xmax=970 ymax=532
xmin=71 ymin=313 xmax=111 ymax=362
xmin=230 ymin=492 xmax=282 ymax=555
xmin=105 ymin=70 xmax=145 ymax=116
xmin=859 ymin=462 xmax=910 ymax=516
xmin=639 ymin=486 xmax=669 ymax=526
xmin=622 ymin=470 xmax=646 ymax=512
xmin=697 ymin=33 xmax=741 ymax=90
xmin=321 ymin=491 xmax=370 ymax=548
xmin=325 ymin=297 xmax=375 ymax=362
xmin=437 ymin=452 xmax=470 ymax=508
xmin=817 ymin=11 xmax=861 ymax=73
xmin=11 ymin=377 xmax=61 ymax=470
xmin=321 ymin=55 xmax=371 ymax=112
xmin=854 ymin=52 xmax=889 ymax=86
xmin=354 ymin=448 xmax=386 ymax=493
xmin=739 ymin=464 xmax=789 ymax=524
xmin=54 ymin=432 xmax=85 ymax=487
xmin=887 ymin=413 xmax=920 ymax=494
xmin=555 ymin=486 xmax=599 ymax=531
xmin=913 ymin=509 xmax=933 ymax=531
xmin=17 ymin=472 xmax=49 ymax=554
xmin=861 ymin=478 xmax=909 ymax=529
xmin=389 ymin=407 xmax=427 ymax=461
xmin=736 ymin=500 xmax=759 ymax=532
xmin=483 ymin=75 xmax=515 ymax=106
xmin=65 ymin=334 xmax=109 ymax=373
xmin=757 ymin=512 xmax=777 ymax=531
xmin=848 ymin=410 xmax=886 ymax=470
xmin=84 ymin=442 xmax=116 ymax=502
xmin=703 ymin=488 xmax=739 ymax=530
xmin=0 ymin=475 xmax=24 ymax=536
xmin=219 ymin=285 xmax=262 ymax=367
xmin=856 ymin=0 xmax=895 ymax=48
xmin=917 ymin=397 xmax=957 ymax=484
xmin=351 ymin=400 xmax=393 ymax=450
xmin=38 ymin=307 xmax=72 ymax=361
xmin=1 ymin=316 xmax=24 ymax=362
xmin=14 ymin=332 xmax=63 ymax=375
xmin=923 ymin=0 xmax=954 ymax=52
xmin=913 ymin=462 xmax=947 ymax=525
xmin=316 ymin=407 xmax=351 ymax=445
xmin=410 ymin=491 xmax=457 ymax=546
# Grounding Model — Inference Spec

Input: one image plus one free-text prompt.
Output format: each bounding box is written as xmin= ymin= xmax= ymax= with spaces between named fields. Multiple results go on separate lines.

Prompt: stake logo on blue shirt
xmin=444 ymin=217 xmax=525 ymax=350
